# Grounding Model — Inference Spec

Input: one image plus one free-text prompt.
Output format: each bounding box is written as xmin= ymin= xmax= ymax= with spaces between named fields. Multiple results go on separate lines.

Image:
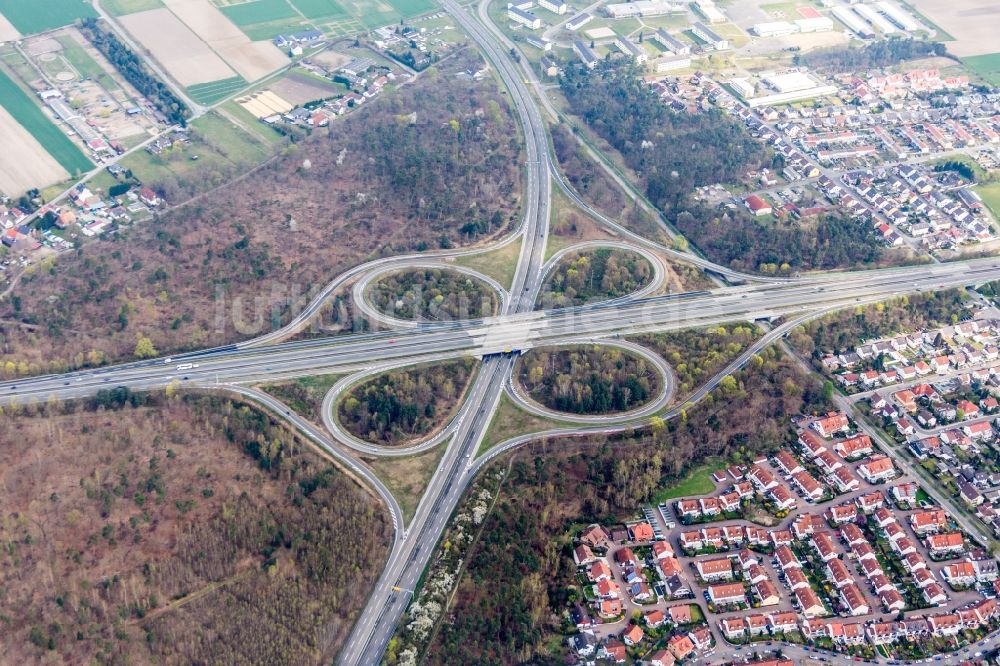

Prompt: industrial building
xmin=795 ymin=16 xmax=833 ymax=32
xmin=854 ymin=4 xmax=897 ymax=34
xmin=831 ymin=5 xmax=874 ymax=37
xmin=753 ymin=21 xmax=798 ymax=37
xmin=604 ymin=0 xmax=683 ymax=18
xmin=877 ymin=1 xmax=918 ymax=31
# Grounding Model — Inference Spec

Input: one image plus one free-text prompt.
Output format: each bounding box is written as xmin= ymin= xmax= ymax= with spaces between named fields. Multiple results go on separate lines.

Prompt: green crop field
xmin=187 ymin=76 xmax=248 ymax=105
xmin=102 ymin=0 xmax=165 ymax=15
xmin=0 ymin=68 xmax=92 ymax=176
xmin=0 ymin=0 xmax=97 ymax=34
xmin=963 ymin=53 xmax=1000 ymax=87
xmin=290 ymin=0 xmax=349 ymax=20
xmin=220 ymin=0 xmax=297 ymax=25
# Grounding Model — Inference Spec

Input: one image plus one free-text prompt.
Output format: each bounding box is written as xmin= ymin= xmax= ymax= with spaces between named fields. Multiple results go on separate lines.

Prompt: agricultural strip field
xmin=219 ymin=0 xmax=298 ymax=25
xmin=962 ymin=53 xmax=1000 ymax=87
xmin=102 ymin=0 xmax=167 ymax=14
xmin=162 ymin=0 xmax=289 ymax=82
xmin=0 ymin=105 xmax=68 ymax=196
xmin=119 ymin=8 xmax=239 ymax=86
xmin=909 ymin=0 xmax=999 ymax=56
xmin=188 ymin=75 xmax=248 ymax=104
xmin=0 ymin=0 xmax=96 ymax=34
xmin=0 ymin=10 xmax=18 ymax=40
xmin=0 ymin=68 xmax=92 ymax=177
xmin=289 ymin=0 xmax=434 ymax=34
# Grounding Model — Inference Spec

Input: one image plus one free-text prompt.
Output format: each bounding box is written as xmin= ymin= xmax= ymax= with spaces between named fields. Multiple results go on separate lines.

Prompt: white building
xmin=877 ymin=1 xmax=918 ymax=31
xmin=574 ymin=40 xmax=599 ymax=68
xmin=854 ymin=4 xmax=897 ymax=34
xmin=508 ymin=5 xmax=541 ymax=28
xmin=692 ymin=21 xmax=729 ymax=50
xmin=753 ymin=21 xmax=799 ymax=37
xmin=604 ymin=0 xmax=683 ymax=18
xmin=538 ymin=0 xmax=568 ymax=14
xmin=832 ymin=5 xmax=874 ymax=37
xmin=693 ymin=0 xmax=726 ymax=23
xmin=615 ymin=36 xmax=647 ymax=63
xmin=655 ymin=55 xmax=691 ymax=72
xmin=652 ymin=29 xmax=690 ymax=55
xmin=795 ymin=16 xmax=833 ymax=32
xmin=565 ymin=12 xmax=593 ymax=30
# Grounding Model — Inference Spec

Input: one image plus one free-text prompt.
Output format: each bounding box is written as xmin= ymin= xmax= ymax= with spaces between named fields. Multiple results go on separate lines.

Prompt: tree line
xmin=799 ymin=39 xmax=949 ymax=74
xmin=80 ymin=19 xmax=191 ymax=126
xmin=538 ymin=248 xmax=652 ymax=310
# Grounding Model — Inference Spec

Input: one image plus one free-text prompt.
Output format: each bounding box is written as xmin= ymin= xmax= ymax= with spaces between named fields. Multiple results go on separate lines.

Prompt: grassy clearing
xmin=0 ymin=0 xmax=96 ymax=34
xmin=366 ymin=443 xmax=448 ymax=524
xmin=478 ymin=393 xmax=561 ymax=456
xmin=187 ymin=76 xmax=248 ymax=105
xmin=0 ymin=68 xmax=92 ymax=176
xmin=220 ymin=99 xmax=287 ymax=144
xmin=975 ymin=182 xmax=1000 ymax=221
xmin=962 ymin=53 xmax=1000 ymax=87
xmin=102 ymin=0 xmax=165 ymax=15
xmin=242 ymin=16 xmax=315 ymax=40
xmin=190 ymin=111 xmax=273 ymax=163
xmin=453 ymin=237 xmax=522 ymax=290
xmin=260 ymin=373 xmax=342 ymax=421
xmin=651 ymin=463 xmax=721 ymax=503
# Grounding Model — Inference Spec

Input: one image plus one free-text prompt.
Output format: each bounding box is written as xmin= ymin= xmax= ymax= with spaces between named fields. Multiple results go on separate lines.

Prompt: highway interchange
xmin=7 ymin=2 xmax=1000 ymax=665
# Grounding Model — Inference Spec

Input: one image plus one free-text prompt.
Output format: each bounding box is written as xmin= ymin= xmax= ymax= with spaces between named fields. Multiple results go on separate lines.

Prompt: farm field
xmin=188 ymin=75 xmax=248 ymax=104
xmin=162 ymin=0 xmax=289 ymax=82
xmin=102 ymin=0 xmax=166 ymax=14
xmin=909 ymin=0 xmax=999 ymax=56
xmin=289 ymin=0 xmax=436 ymax=36
xmin=963 ymin=52 xmax=1000 ymax=86
xmin=0 ymin=105 xmax=68 ymax=196
xmin=119 ymin=8 xmax=238 ymax=85
xmin=0 ymin=68 xmax=92 ymax=177
xmin=0 ymin=0 xmax=96 ymax=35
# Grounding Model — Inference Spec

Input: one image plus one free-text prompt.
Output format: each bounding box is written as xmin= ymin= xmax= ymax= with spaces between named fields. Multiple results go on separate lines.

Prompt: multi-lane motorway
xmin=8 ymin=1 xmax=1000 ymax=665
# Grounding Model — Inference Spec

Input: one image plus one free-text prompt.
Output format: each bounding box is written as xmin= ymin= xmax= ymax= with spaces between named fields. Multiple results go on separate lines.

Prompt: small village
xmin=567 ymin=401 xmax=1000 ymax=664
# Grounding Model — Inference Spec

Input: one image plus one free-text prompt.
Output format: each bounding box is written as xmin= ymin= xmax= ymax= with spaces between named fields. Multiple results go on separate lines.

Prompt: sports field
xmin=0 ymin=68 xmax=92 ymax=176
xmin=0 ymin=0 xmax=97 ymax=34
xmin=188 ymin=76 xmax=248 ymax=104
xmin=962 ymin=53 xmax=1000 ymax=87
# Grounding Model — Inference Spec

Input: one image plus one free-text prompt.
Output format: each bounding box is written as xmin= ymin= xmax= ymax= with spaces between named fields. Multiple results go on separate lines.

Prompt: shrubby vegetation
xmin=0 ymin=53 xmax=521 ymax=372
xmin=81 ymin=19 xmax=190 ymax=126
xmin=261 ymin=373 xmax=341 ymax=421
xmin=370 ymin=269 xmax=499 ymax=320
xmin=0 ymin=393 xmax=388 ymax=664
xmin=538 ymin=248 xmax=652 ymax=309
xmin=671 ymin=207 xmax=886 ymax=274
xmin=420 ymin=347 xmax=829 ymax=663
xmin=560 ymin=62 xmax=767 ymax=212
xmin=789 ymin=290 xmax=968 ymax=356
xmin=518 ymin=345 xmax=659 ymax=414
xmin=633 ymin=323 xmax=760 ymax=397
xmin=800 ymin=39 xmax=948 ymax=73
xmin=339 ymin=359 xmax=476 ymax=444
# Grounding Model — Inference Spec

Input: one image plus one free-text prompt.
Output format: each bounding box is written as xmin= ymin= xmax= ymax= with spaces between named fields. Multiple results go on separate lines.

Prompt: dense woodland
xmin=0 ymin=53 xmax=521 ymax=373
xmin=559 ymin=62 xmax=905 ymax=273
xmin=561 ymin=63 xmax=767 ymax=212
xmin=633 ymin=323 xmax=760 ymax=397
xmin=671 ymin=206 xmax=888 ymax=273
xmin=0 ymin=393 xmax=388 ymax=665
xmin=339 ymin=359 xmax=476 ymax=444
xmin=799 ymin=39 xmax=949 ymax=73
xmin=518 ymin=346 xmax=659 ymax=414
xmin=370 ymin=268 xmax=499 ymax=320
xmin=81 ymin=19 xmax=190 ymax=126
xmin=538 ymin=248 xmax=652 ymax=309
xmin=789 ymin=289 xmax=969 ymax=356
xmin=425 ymin=347 xmax=830 ymax=664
